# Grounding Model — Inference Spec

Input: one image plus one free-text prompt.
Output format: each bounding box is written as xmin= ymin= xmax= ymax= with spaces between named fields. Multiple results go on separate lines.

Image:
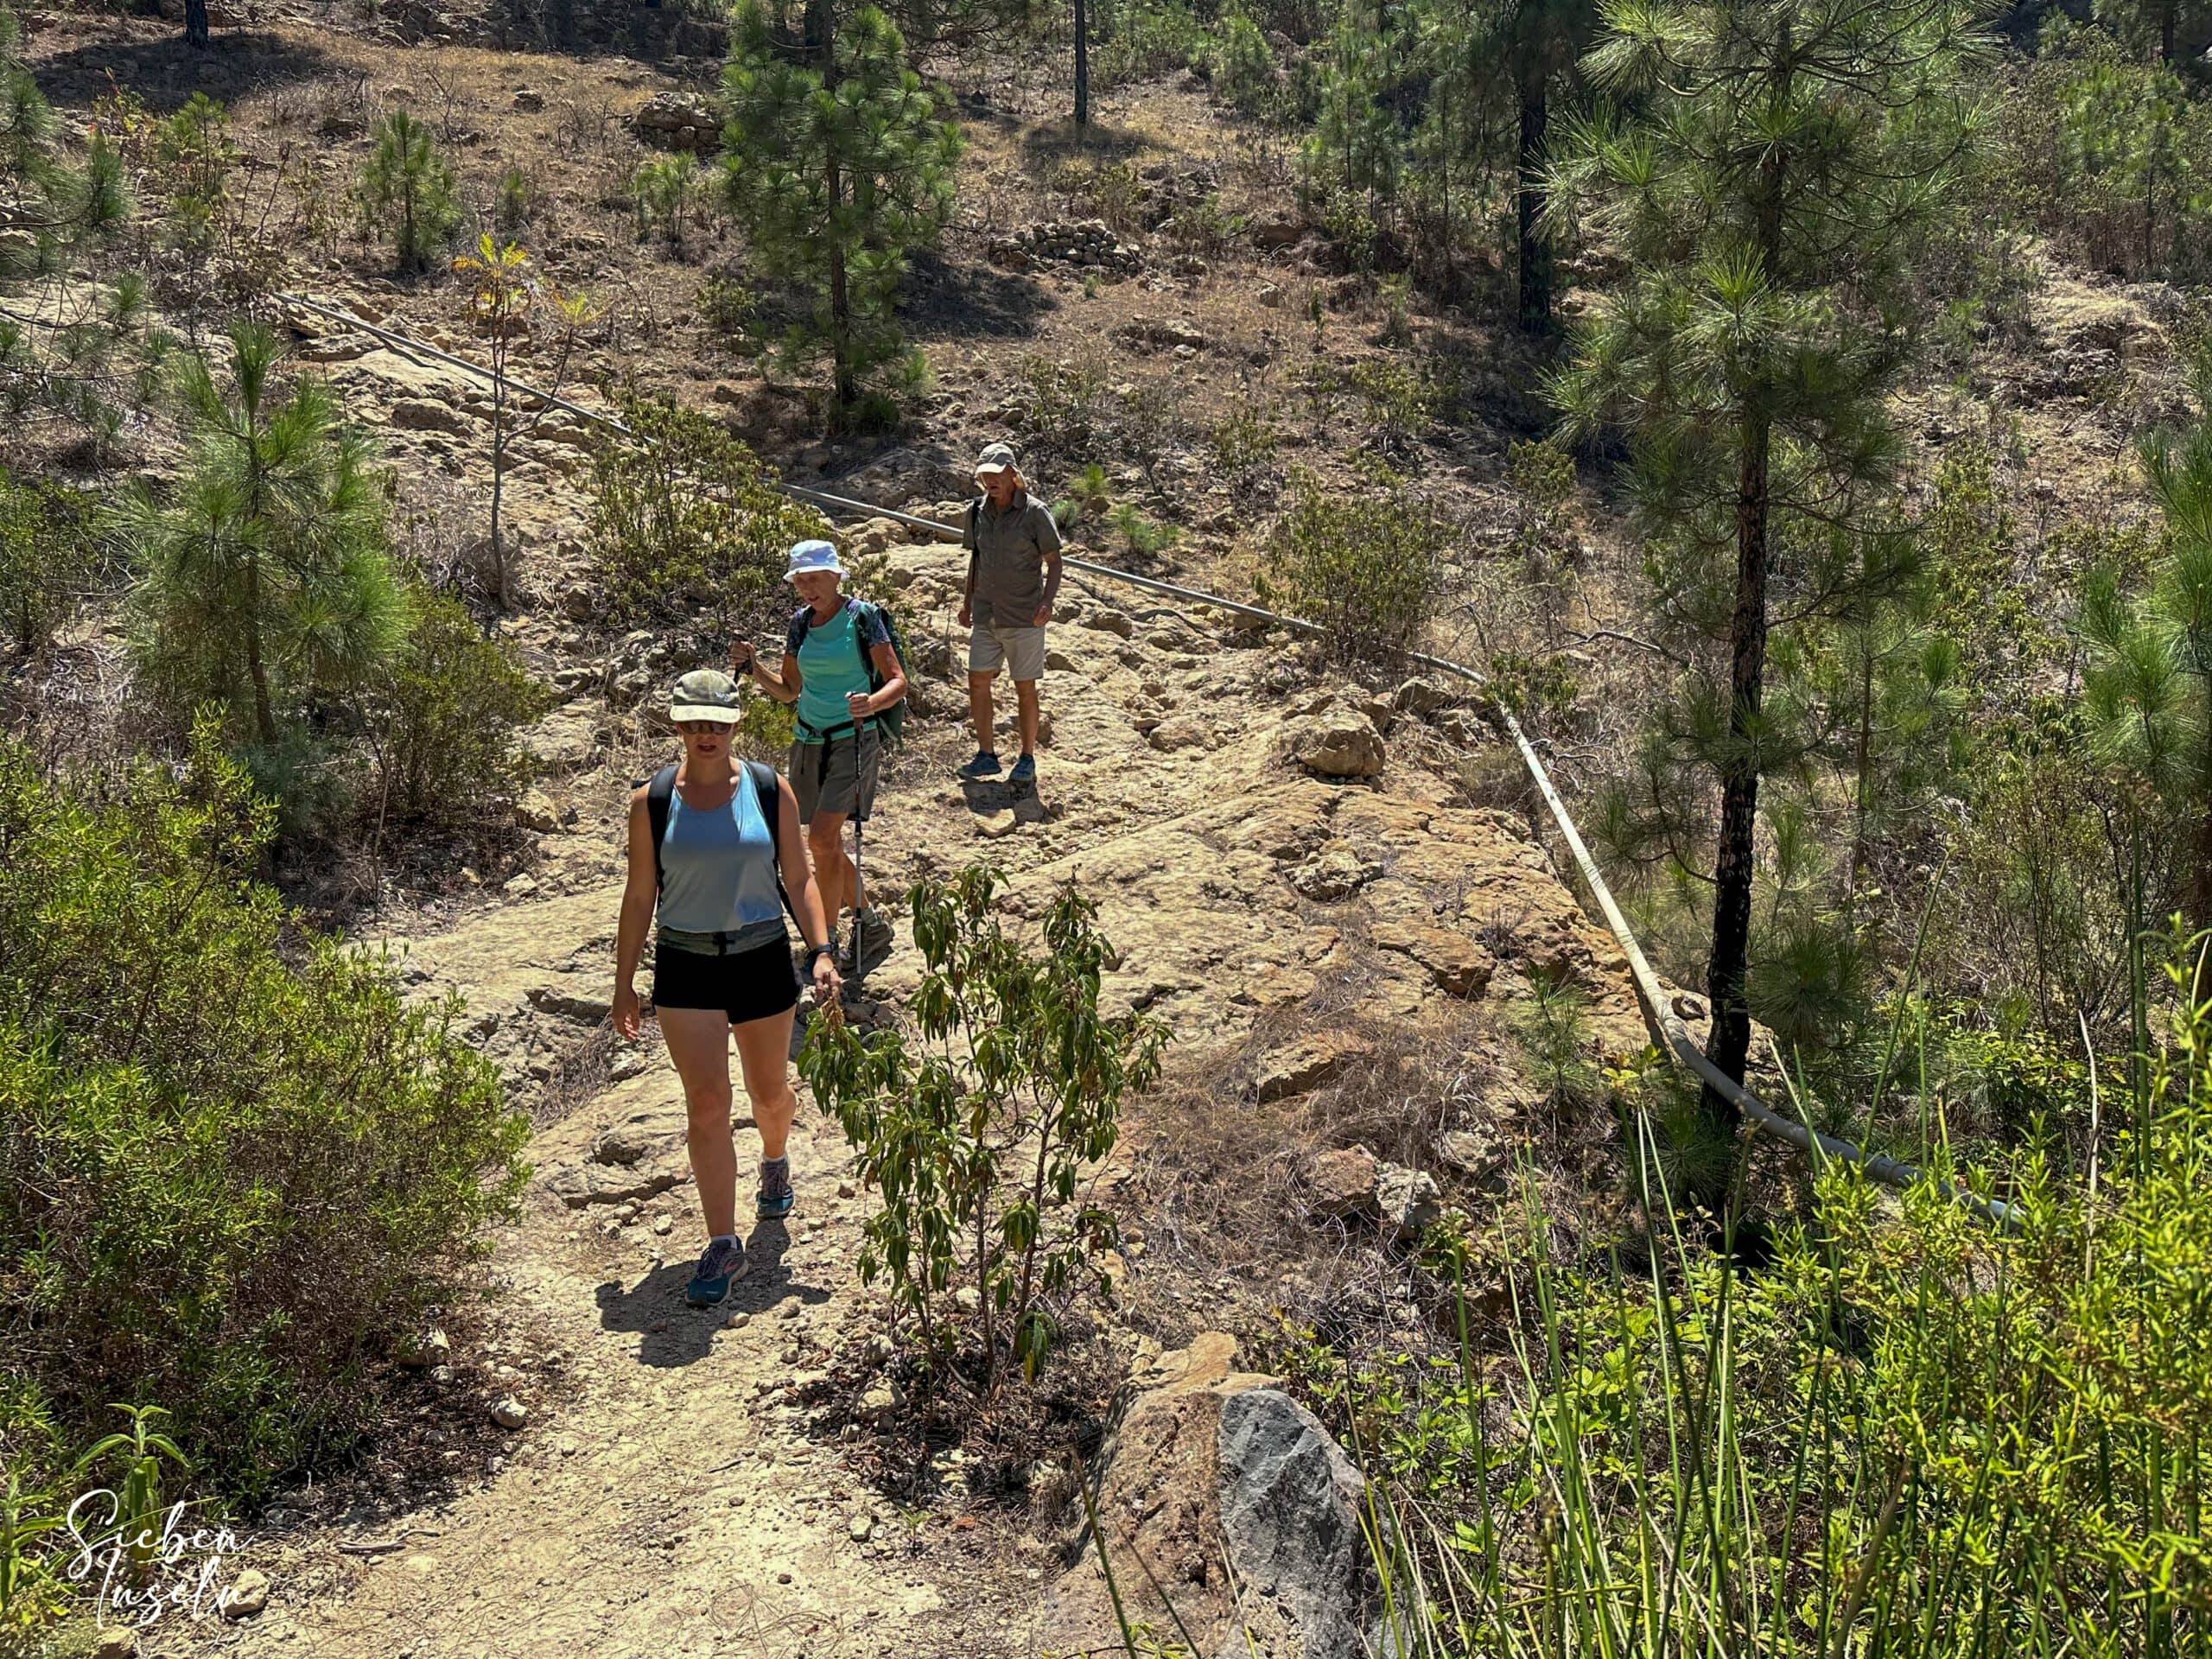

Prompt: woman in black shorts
xmin=613 ymin=668 xmax=840 ymax=1306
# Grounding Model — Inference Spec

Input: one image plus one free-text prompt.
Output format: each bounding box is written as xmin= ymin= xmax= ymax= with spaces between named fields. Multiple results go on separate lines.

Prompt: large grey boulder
xmin=1217 ymin=1389 xmax=1374 ymax=1659
xmin=1035 ymin=1334 xmax=1379 ymax=1657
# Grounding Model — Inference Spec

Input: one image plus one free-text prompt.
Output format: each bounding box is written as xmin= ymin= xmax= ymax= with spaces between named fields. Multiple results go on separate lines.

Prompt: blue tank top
xmin=655 ymin=773 xmax=785 ymax=949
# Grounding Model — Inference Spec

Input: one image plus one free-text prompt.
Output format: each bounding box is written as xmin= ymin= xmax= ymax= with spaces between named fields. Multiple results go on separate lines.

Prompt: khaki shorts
xmin=969 ymin=621 xmax=1046 ymax=681
xmin=790 ymin=727 xmax=881 ymax=823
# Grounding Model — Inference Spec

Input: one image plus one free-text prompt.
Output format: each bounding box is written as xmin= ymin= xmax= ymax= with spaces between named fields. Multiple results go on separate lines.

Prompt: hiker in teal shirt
xmin=733 ymin=540 xmax=906 ymax=980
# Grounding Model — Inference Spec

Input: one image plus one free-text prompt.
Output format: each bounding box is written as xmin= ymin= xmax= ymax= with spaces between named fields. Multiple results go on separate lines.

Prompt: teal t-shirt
xmin=788 ymin=600 xmax=890 ymax=740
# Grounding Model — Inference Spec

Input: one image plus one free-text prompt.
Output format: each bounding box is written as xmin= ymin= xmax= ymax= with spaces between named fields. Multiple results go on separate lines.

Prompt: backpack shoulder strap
xmin=745 ymin=759 xmax=798 ymax=927
xmin=646 ymin=763 xmax=677 ymax=893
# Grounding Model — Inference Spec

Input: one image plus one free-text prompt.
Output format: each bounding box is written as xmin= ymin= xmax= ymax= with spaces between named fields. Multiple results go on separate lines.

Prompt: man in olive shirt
xmin=957 ymin=442 xmax=1063 ymax=788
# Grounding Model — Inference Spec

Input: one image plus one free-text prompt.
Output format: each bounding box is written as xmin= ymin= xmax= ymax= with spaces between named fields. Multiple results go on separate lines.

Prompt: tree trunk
xmin=1074 ymin=0 xmax=1090 ymax=129
xmin=1702 ymin=405 xmax=1771 ymax=1141
xmin=1846 ymin=630 xmax=1873 ymax=917
xmin=1516 ymin=75 xmax=1551 ymax=333
xmin=244 ymin=550 xmax=276 ymax=747
xmin=185 ymin=0 xmax=209 ymax=48
xmin=826 ymin=156 xmax=855 ymax=416
xmin=2193 ymin=703 xmax=2212 ymax=936
xmin=490 ymin=341 xmax=512 ymax=611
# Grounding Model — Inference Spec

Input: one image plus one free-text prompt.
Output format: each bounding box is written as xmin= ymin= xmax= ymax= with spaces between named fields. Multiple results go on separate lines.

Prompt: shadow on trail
xmin=957 ymin=778 xmax=1048 ymax=823
xmin=903 ymin=247 xmax=1055 ymax=342
xmin=594 ymin=1220 xmax=833 ymax=1369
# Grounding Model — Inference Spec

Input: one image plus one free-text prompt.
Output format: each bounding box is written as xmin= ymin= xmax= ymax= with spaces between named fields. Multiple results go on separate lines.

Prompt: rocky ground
xmin=143 ymin=533 xmax=1655 ymax=1659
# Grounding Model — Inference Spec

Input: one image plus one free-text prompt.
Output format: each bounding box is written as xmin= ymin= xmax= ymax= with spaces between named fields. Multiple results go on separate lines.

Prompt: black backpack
xmin=646 ymin=759 xmax=794 ymax=925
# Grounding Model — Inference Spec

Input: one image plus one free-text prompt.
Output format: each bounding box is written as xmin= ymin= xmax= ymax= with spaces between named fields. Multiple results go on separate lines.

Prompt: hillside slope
xmin=181 ymin=537 xmax=1650 ymax=1657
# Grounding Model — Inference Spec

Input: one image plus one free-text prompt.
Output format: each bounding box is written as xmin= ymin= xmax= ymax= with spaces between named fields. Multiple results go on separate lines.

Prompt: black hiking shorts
xmin=652 ymin=935 xmax=799 ymax=1026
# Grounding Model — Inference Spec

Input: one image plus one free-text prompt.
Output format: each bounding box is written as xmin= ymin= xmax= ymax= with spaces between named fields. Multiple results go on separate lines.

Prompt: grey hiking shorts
xmin=790 ymin=726 xmax=881 ymax=824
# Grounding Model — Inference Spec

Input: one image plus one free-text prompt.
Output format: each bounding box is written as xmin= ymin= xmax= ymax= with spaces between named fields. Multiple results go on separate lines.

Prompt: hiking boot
xmin=843 ymin=908 xmax=895 ymax=981
xmin=1008 ymin=753 xmax=1037 ymax=789
xmin=684 ymin=1236 xmax=746 ymax=1307
xmin=757 ymin=1155 xmax=795 ymax=1220
xmin=957 ymin=749 xmax=1001 ymax=780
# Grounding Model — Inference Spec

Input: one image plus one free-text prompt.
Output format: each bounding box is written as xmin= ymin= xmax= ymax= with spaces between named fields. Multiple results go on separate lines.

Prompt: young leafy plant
xmin=800 ymin=868 xmax=1166 ymax=1395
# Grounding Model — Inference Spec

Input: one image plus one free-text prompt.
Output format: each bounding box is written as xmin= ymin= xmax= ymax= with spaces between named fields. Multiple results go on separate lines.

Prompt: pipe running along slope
xmin=274 ymin=290 xmax=2018 ymax=1227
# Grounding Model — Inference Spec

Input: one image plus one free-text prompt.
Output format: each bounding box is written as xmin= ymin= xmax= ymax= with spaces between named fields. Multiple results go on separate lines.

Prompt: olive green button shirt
xmin=964 ymin=492 xmax=1063 ymax=626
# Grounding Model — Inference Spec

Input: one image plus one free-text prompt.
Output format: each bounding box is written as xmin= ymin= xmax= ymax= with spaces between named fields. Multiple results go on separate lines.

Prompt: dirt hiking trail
xmin=187 ymin=538 xmax=1649 ymax=1659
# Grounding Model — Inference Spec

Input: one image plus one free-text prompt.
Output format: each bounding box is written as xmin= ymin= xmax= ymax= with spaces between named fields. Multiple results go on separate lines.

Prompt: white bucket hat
xmin=784 ymin=539 xmax=847 ymax=582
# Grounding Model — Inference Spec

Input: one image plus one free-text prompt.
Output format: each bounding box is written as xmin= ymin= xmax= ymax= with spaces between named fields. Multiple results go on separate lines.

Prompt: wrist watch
xmin=806 ymin=943 xmax=834 ymax=968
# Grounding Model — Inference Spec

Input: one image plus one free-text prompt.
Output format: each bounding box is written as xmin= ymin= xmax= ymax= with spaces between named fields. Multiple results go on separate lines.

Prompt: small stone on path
xmin=491 ymin=1396 xmax=528 ymax=1430
xmin=222 ymin=1567 xmax=271 ymax=1619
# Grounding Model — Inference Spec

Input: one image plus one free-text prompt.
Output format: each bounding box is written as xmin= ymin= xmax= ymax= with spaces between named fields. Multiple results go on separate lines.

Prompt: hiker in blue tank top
xmin=613 ymin=668 xmax=840 ymax=1309
xmin=732 ymin=540 xmax=908 ymax=982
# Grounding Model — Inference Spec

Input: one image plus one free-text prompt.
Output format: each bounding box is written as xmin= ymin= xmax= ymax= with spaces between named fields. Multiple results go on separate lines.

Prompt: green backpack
xmin=846 ymin=597 xmax=909 ymax=745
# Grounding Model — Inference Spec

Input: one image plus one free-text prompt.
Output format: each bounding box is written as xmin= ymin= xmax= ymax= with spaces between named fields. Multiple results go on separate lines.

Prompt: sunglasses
xmin=677 ymin=719 xmax=735 ymax=735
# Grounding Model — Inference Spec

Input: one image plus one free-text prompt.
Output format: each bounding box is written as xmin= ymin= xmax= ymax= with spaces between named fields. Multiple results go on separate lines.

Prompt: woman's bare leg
xmin=731 ymin=1001 xmax=798 ymax=1165
xmin=660 ymin=1006 xmax=737 ymax=1238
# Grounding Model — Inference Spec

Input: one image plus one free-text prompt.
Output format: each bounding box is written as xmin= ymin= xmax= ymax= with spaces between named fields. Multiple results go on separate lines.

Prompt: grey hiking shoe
xmin=757 ymin=1155 xmax=795 ymax=1220
xmin=841 ymin=908 xmax=895 ymax=981
xmin=684 ymin=1236 xmax=746 ymax=1306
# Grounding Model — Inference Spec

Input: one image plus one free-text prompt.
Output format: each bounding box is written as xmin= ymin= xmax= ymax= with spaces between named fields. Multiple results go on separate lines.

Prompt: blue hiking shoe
xmin=757 ymin=1156 xmax=795 ymax=1220
xmin=1008 ymin=753 xmax=1037 ymax=788
xmin=957 ymin=749 xmax=1001 ymax=780
xmin=684 ymin=1236 xmax=746 ymax=1307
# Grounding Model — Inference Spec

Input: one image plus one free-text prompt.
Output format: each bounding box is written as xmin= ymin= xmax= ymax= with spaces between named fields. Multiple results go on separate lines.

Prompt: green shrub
xmin=586 ymin=394 xmax=825 ymax=639
xmin=800 ymin=868 xmax=1166 ymax=1394
xmin=1210 ymin=404 xmax=1281 ymax=475
xmin=697 ymin=270 xmax=759 ymax=341
xmin=1012 ymin=353 xmax=1109 ymax=460
xmin=119 ymin=322 xmax=409 ymax=752
xmin=355 ymin=109 xmax=461 ymax=272
xmin=366 ymin=582 xmax=555 ymax=836
xmin=1323 ymin=931 xmax=2212 ymax=1656
xmin=153 ymin=92 xmax=233 ymax=212
xmin=1162 ymin=190 xmax=1246 ymax=258
xmin=0 ymin=467 xmax=98 ymax=657
xmin=1255 ymin=468 xmax=1449 ymax=670
xmin=1344 ymin=357 xmax=1433 ymax=457
xmin=1050 ymin=158 xmax=1147 ymax=235
xmin=0 ymin=731 xmax=530 ymax=1503
xmin=1095 ymin=0 xmax=1209 ymax=87
xmin=1108 ymin=500 xmax=1179 ymax=557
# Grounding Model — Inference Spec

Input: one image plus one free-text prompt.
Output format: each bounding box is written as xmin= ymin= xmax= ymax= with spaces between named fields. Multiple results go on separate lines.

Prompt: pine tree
xmin=0 ymin=9 xmax=127 ymax=283
xmin=356 ymin=110 xmax=462 ymax=275
xmin=119 ymin=323 xmax=408 ymax=749
xmin=1547 ymin=0 xmax=1984 ymax=1153
xmin=721 ymin=1 xmax=962 ymax=424
xmin=2082 ymin=422 xmax=2212 ymax=943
